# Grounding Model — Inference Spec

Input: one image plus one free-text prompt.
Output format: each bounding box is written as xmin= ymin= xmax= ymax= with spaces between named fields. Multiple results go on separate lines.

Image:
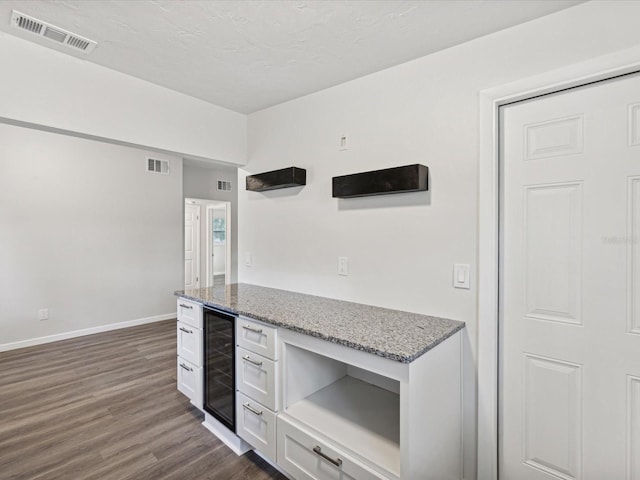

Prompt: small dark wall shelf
xmin=332 ymin=164 xmax=428 ymax=198
xmin=246 ymin=167 xmax=307 ymax=192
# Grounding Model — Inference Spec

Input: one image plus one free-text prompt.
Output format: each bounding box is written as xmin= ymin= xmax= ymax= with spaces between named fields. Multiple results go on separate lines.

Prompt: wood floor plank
xmin=0 ymin=320 xmax=287 ymax=480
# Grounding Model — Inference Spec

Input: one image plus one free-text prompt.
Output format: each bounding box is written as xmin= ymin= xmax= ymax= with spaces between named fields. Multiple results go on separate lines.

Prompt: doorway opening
xmin=184 ymin=198 xmax=231 ymax=289
xmin=208 ymin=204 xmax=228 ymax=287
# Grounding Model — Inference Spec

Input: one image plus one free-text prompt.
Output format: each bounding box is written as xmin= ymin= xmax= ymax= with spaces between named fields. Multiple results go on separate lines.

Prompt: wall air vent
xmin=10 ymin=10 xmax=97 ymax=54
xmin=217 ymin=180 xmax=232 ymax=192
xmin=146 ymin=158 xmax=170 ymax=175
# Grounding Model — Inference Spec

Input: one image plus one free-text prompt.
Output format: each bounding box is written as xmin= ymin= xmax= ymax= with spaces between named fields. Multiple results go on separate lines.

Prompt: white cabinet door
xmin=277 ymin=416 xmax=387 ymax=480
xmin=500 ymin=73 xmax=640 ymax=479
xmin=177 ymin=358 xmax=203 ymax=410
xmin=177 ymin=321 xmax=203 ymax=366
xmin=236 ymin=392 xmax=277 ymax=461
xmin=236 ymin=347 xmax=278 ymax=411
xmin=237 ymin=317 xmax=278 ymax=360
xmin=177 ymin=299 xmax=202 ymax=329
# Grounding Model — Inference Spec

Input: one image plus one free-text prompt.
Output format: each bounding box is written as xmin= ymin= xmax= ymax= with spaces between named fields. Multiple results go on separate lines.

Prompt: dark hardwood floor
xmin=0 ymin=320 xmax=288 ymax=480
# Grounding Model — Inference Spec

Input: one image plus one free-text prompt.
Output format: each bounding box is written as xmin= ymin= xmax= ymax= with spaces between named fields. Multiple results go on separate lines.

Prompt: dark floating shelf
xmin=332 ymin=164 xmax=429 ymax=198
xmin=246 ymin=167 xmax=307 ymax=192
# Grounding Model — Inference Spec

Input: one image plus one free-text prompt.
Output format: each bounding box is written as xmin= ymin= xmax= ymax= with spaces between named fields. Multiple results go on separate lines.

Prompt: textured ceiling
xmin=0 ymin=0 xmax=583 ymax=113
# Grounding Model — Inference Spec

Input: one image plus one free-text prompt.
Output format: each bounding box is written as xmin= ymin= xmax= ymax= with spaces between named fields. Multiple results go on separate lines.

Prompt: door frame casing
xmin=477 ymin=46 xmax=640 ymax=480
xmin=205 ymin=202 xmax=232 ymax=285
xmin=185 ymin=198 xmax=232 ymax=287
xmin=184 ymin=202 xmax=201 ymax=289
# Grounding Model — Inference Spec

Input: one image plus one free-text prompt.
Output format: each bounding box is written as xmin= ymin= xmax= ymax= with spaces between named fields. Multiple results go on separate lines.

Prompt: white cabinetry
xmin=237 ymin=318 xmax=278 ymax=359
xmin=237 ymin=391 xmax=278 ymax=460
xmin=177 ymin=299 xmax=202 ymax=328
xmin=177 ymin=357 xmax=203 ymax=408
xmin=176 ymin=298 xmax=203 ymax=410
xmin=278 ymin=328 xmax=462 ymax=480
xmin=277 ymin=415 xmax=387 ymax=480
xmin=175 ymin=296 xmax=463 ymax=480
xmin=177 ymin=322 xmax=203 ymax=365
xmin=235 ymin=317 xmax=279 ymax=462
xmin=237 ymin=346 xmax=278 ymax=411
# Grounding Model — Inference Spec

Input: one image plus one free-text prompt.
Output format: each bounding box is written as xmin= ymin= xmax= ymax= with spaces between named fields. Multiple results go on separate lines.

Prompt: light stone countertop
xmin=175 ymin=283 xmax=464 ymax=363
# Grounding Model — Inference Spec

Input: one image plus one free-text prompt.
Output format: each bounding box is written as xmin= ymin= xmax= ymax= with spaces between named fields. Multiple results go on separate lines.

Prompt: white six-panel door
xmin=184 ymin=204 xmax=200 ymax=290
xmin=500 ymin=73 xmax=640 ymax=479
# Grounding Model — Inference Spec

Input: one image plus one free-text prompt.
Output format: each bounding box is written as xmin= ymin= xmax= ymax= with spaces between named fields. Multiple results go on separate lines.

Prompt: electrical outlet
xmin=338 ymin=257 xmax=349 ymax=276
xmin=38 ymin=308 xmax=49 ymax=321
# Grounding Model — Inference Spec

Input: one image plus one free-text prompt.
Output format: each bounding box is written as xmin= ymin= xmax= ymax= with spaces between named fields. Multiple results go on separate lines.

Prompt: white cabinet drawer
xmin=277 ymin=416 xmax=388 ymax=480
xmin=177 ymin=298 xmax=202 ymax=329
xmin=177 ymin=321 xmax=203 ymax=367
xmin=236 ymin=392 xmax=277 ymax=461
xmin=236 ymin=347 xmax=278 ymax=411
xmin=177 ymin=357 xmax=203 ymax=410
xmin=237 ymin=318 xmax=278 ymax=360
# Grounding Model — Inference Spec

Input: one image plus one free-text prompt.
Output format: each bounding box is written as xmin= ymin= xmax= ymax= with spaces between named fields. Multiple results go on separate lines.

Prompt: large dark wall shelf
xmin=332 ymin=164 xmax=428 ymax=198
xmin=246 ymin=167 xmax=307 ymax=192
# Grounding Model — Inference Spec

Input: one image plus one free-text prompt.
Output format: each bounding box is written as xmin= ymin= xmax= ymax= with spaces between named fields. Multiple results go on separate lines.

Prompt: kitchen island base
xmin=175 ymin=285 xmax=465 ymax=480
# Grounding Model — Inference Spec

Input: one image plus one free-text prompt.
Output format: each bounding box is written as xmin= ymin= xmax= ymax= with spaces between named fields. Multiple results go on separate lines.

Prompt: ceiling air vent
xmin=217 ymin=180 xmax=232 ymax=192
xmin=147 ymin=158 xmax=170 ymax=175
xmin=10 ymin=10 xmax=97 ymax=54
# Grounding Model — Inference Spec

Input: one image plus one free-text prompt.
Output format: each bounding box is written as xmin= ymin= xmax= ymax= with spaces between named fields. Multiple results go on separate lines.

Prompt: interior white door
xmin=184 ymin=204 xmax=200 ymax=290
xmin=500 ymin=73 xmax=640 ymax=479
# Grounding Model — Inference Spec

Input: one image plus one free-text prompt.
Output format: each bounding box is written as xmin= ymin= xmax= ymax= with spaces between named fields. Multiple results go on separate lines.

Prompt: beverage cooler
xmin=203 ymin=307 xmax=236 ymax=432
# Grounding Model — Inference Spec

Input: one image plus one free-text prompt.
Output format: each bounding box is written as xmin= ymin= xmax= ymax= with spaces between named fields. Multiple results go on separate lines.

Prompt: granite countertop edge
xmin=175 ymin=287 xmax=465 ymax=364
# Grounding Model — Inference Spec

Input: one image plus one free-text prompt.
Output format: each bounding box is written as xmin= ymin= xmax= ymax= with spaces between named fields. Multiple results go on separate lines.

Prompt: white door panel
xmin=523 ymin=354 xmax=582 ymax=480
xmin=525 ymin=115 xmax=584 ymax=161
xmin=523 ymin=183 xmax=583 ymax=325
xmin=629 ymin=376 xmax=640 ymax=480
xmin=630 ymin=104 xmax=640 ymax=147
xmin=630 ymin=177 xmax=640 ymax=335
xmin=184 ymin=204 xmax=200 ymax=289
xmin=500 ymin=73 xmax=640 ymax=479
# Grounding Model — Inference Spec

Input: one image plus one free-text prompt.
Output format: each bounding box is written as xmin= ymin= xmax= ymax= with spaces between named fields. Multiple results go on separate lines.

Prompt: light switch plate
xmin=339 ymin=134 xmax=348 ymax=151
xmin=244 ymin=252 xmax=252 ymax=267
xmin=453 ymin=264 xmax=470 ymax=289
xmin=338 ymin=257 xmax=348 ymax=276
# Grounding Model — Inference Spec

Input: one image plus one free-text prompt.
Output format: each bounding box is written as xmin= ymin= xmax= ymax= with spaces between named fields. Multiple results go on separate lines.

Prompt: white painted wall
xmin=0 ymin=124 xmax=183 ymax=348
xmin=239 ymin=3 xmax=640 ymax=478
xmin=0 ymin=31 xmax=247 ymax=165
xmin=184 ymin=163 xmax=238 ymax=283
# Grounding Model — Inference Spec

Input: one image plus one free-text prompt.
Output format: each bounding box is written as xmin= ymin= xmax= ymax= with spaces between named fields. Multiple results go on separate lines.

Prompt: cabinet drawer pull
xmin=242 ymin=402 xmax=263 ymax=416
xmin=179 ymin=327 xmax=193 ymax=334
xmin=242 ymin=355 xmax=263 ymax=367
xmin=179 ymin=304 xmax=193 ymax=310
xmin=312 ymin=446 xmax=342 ymax=467
xmin=179 ymin=363 xmax=193 ymax=372
xmin=242 ymin=324 xmax=263 ymax=334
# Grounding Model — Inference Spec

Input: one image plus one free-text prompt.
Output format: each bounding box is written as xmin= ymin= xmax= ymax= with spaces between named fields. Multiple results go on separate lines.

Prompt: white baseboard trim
xmin=0 ymin=313 xmax=176 ymax=352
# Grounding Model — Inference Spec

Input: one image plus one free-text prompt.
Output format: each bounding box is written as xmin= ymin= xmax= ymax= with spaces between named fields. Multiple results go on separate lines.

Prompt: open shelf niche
xmin=283 ymin=344 xmax=401 ymax=478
